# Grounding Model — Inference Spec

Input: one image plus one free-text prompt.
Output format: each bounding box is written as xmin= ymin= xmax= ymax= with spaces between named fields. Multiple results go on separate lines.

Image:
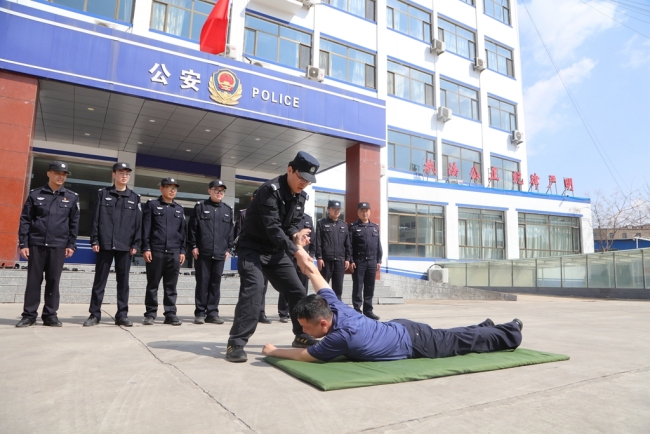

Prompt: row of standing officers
xmin=14 ymin=157 xmax=383 ymax=351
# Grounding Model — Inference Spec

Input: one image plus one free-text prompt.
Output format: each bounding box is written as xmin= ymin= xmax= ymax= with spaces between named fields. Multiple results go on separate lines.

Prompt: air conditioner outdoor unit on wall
xmin=438 ymin=106 xmax=452 ymax=122
xmin=302 ymin=0 xmax=321 ymax=6
xmin=473 ymin=57 xmax=486 ymax=72
xmin=428 ymin=267 xmax=449 ymax=284
xmin=511 ymin=130 xmax=524 ymax=145
xmin=306 ymin=65 xmax=325 ymax=82
xmin=430 ymin=39 xmax=445 ymax=55
xmin=225 ymin=44 xmax=237 ymax=59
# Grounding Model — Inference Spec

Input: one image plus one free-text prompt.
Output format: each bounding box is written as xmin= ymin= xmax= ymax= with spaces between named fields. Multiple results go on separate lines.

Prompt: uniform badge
xmin=224 ymin=214 xmax=229 ymax=217
xmin=105 ymin=197 xmax=112 ymax=201
xmin=204 ymin=210 xmax=210 ymax=213
xmin=62 ymin=198 xmax=69 ymax=203
xmin=37 ymin=197 xmax=44 ymax=200
xmin=208 ymin=69 xmax=242 ymax=106
xmin=157 ymin=206 xmax=163 ymax=209
xmin=128 ymin=200 xmax=134 ymax=204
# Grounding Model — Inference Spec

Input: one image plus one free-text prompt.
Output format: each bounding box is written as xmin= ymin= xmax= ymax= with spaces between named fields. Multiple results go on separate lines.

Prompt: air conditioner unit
xmin=302 ymin=0 xmax=321 ymax=6
xmin=430 ymin=39 xmax=445 ymax=55
xmin=225 ymin=44 xmax=237 ymax=59
xmin=473 ymin=57 xmax=486 ymax=72
xmin=511 ymin=130 xmax=524 ymax=145
xmin=438 ymin=106 xmax=452 ymax=122
xmin=306 ymin=65 xmax=325 ymax=82
xmin=428 ymin=267 xmax=449 ymax=284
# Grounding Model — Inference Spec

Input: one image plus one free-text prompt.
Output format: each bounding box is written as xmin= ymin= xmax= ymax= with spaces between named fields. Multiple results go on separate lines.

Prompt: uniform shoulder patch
xmin=269 ymin=183 xmax=279 ymax=191
xmin=300 ymin=191 xmax=309 ymax=200
xmin=196 ymin=200 xmax=201 ymax=204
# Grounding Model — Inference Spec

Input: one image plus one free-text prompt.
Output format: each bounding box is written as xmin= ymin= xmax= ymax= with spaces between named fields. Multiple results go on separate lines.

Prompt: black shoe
xmin=43 ymin=317 xmax=62 ymax=327
xmin=194 ymin=316 xmax=206 ymax=325
xmin=83 ymin=315 xmax=99 ymax=327
xmin=513 ymin=318 xmax=523 ymax=331
xmin=258 ymin=315 xmax=272 ymax=324
xmin=115 ymin=317 xmax=133 ymax=327
xmin=143 ymin=316 xmax=155 ymax=325
xmin=205 ymin=315 xmax=224 ymax=324
xmin=226 ymin=345 xmax=248 ymax=363
xmin=164 ymin=315 xmax=182 ymax=326
xmin=364 ymin=311 xmax=380 ymax=320
xmin=15 ymin=317 xmax=35 ymax=328
xmin=279 ymin=316 xmax=289 ymax=323
xmin=292 ymin=335 xmax=319 ymax=348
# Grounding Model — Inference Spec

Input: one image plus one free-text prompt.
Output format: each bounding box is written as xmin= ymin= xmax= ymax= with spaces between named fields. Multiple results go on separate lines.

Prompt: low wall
xmin=381 ymin=274 xmax=517 ymax=301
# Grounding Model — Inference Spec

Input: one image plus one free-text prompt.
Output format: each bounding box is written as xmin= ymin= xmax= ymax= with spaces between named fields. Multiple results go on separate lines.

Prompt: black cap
xmin=209 ymin=179 xmax=226 ymax=189
xmin=112 ymin=162 xmax=132 ymax=172
xmin=289 ymin=151 xmax=320 ymax=183
xmin=161 ymin=177 xmax=180 ymax=187
xmin=327 ymin=200 xmax=341 ymax=209
xmin=358 ymin=202 xmax=371 ymax=209
xmin=48 ymin=161 xmax=70 ymax=174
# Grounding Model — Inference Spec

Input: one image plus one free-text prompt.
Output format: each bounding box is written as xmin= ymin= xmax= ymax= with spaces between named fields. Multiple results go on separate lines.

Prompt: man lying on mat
xmin=262 ymin=246 xmax=523 ymax=362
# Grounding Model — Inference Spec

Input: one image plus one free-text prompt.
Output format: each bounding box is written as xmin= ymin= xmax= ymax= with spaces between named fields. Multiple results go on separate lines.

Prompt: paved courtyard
xmin=0 ymin=295 xmax=648 ymax=433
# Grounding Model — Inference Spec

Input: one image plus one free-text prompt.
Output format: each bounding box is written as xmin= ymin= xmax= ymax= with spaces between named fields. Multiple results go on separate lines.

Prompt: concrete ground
xmin=0 ymin=295 xmax=648 ymax=434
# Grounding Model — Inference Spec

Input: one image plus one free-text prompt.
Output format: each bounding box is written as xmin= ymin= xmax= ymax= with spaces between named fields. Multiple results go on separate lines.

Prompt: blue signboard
xmin=0 ymin=0 xmax=386 ymax=146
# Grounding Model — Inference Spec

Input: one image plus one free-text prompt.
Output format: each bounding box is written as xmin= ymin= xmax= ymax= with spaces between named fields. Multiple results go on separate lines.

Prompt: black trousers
xmin=391 ymin=318 xmax=522 ymax=359
xmin=22 ymin=245 xmax=66 ymax=321
xmin=260 ymin=277 xmax=268 ymax=317
xmin=320 ymin=258 xmax=345 ymax=300
xmin=278 ymin=258 xmax=308 ymax=317
xmin=144 ymin=251 xmax=180 ymax=319
xmin=352 ymin=259 xmax=377 ymax=313
xmin=89 ymin=249 xmax=132 ymax=321
xmin=194 ymin=255 xmax=225 ymax=317
xmin=228 ymin=248 xmax=308 ymax=347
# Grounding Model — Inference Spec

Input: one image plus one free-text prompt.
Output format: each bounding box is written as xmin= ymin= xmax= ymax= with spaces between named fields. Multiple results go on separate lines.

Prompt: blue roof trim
xmin=236 ymin=174 xmax=268 ymax=183
xmin=33 ymin=147 xmax=117 ymax=162
xmin=313 ymin=186 xmax=346 ymax=194
xmin=136 ymin=154 xmax=220 ymax=178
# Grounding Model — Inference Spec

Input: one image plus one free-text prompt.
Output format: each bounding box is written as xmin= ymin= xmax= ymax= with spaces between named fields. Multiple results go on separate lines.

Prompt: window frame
xmin=388 ymin=201 xmax=445 ymax=258
xmin=440 ymin=78 xmax=480 ymax=121
xmin=458 ymin=208 xmax=506 ymax=260
xmin=441 ymin=142 xmax=482 ymax=183
xmin=315 ymin=192 xmax=346 ymax=223
xmin=489 ymin=155 xmax=521 ymax=191
xmin=518 ymin=213 xmax=582 ymax=258
xmin=484 ymin=0 xmax=511 ymax=25
xmin=437 ymin=18 xmax=476 ymax=60
xmin=320 ymin=38 xmax=376 ymax=89
xmin=387 ymin=129 xmax=436 ymax=174
xmin=488 ymin=96 xmax=517 ymax=132
xmin=387 ymin=59 xmax=434 ymax=106
xmin=151 ymin=0 xmax=217 ymax=42
xmin=386 ymin=0 xmax=432 ymax=43
xmin=45 ymin=0 xmax=135 ymax=23
xmin=323 ymin=0 xmax=376 ymax=21
xmin=485 ymin=39 xmax=514 ymax=78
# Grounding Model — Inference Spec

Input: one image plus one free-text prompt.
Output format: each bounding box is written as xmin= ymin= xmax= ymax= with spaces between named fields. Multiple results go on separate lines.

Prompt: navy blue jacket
xmin=90 ymin=186 xmax=142 ymax=251
xmin=142 ymin=196 xmax=187 ymax=254
xmin=188 ymin=199 xmax=234 ymax=259
xmin=19 ymin=185 xmax=79 ymax=249
xmin=315 ymin=217 xmax=351 ymax=261
xmin=349 ymin=220 xmax=383 ymax=264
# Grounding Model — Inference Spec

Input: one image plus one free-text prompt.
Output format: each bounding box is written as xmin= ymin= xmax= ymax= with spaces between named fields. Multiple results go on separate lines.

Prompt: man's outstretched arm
xmin=294 ymin=246 xmax=329 ymax=293
xmin=262 ymin=344 xmax=319 ymax=362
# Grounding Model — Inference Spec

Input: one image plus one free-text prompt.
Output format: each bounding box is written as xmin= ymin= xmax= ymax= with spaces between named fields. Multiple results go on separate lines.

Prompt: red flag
xmin=200 ymin=0 xmax=230 ymax=54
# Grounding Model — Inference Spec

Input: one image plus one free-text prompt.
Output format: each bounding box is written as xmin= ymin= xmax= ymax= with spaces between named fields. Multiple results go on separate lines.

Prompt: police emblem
xmin=208 ymin=69 xmax=242 ymax=106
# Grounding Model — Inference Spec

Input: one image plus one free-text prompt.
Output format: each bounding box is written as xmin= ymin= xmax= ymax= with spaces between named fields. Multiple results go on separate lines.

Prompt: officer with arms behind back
xmin=226 ymin=151 xmax=320 ymax=363
xmin=141 ymin=178 xmax=187 ymax=326
xmin=349 ymin=202 xmax=383 ymax=320
xmin=84 ymin=162 xmax=141 ymax=327
xmin=188 ymin=179 xmax=234 ymax=325
xmin=314 ymin=200 xmax=351 ymax=301
xmin=16 ymin=161 xmax=79 ymax=327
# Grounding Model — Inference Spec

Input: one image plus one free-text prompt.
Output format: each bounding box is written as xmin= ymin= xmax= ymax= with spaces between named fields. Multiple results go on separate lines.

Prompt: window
xmin=151 ymin=0 xmax=215 ymax=41
xmin=387 ymin=130 xmax=435 ymax=173
xmin=438 ymin=18 xmax=476 ymax=60
xmin=244 ymin=15 xmax=312 ymax=70
xmin=315 ymin=192 xmax=346 ymax=222
xmin=46 ymin=0 xmax=134 ymax=22
xmin=490 ymin=156 xmax=521 ymax=191
xmin=440 ymin=79 xmax=479 ymax=120
xmin=323 ymin=0 xmax=376 ymax=21
xmin=388 ymin=202 xmax=444 ymax=257
xmin=460 ymin=0 xmax=475 ymax=5
xmin=608 ymin=232 xmax=614 ymax=239
xmin=485 ymin=40 xmax=514 ymax=77
xmin=518 ymin=213 xmax=581 ymax=258
xmin=386 ymin=0 xmax=431 ymax=43
xmin=387 ymin=60 xmax=434 ymax=105
xmin=442 ymin=143 xmax=481 ymax=182
xmin=459 ymin=208 xmax=505 ymax=259
xmin=320 ymin=39 xmax=376 ymax=88
xmin=484 ymin=0 xmax=510 ymax=25
xmin=622 ymin=233 xmax=628 ymax=239
xmin=488 ymin=96 xmax=517 ymax=131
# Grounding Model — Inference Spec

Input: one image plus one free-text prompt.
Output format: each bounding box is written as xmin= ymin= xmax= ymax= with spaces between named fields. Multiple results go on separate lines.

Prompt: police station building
xmin=0 ymin=0 xmax=593 ymax=278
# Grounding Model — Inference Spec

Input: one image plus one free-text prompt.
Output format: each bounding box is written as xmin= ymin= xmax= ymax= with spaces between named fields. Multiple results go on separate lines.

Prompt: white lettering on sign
xmin=252 ymin=87 xmax=299 ymax=109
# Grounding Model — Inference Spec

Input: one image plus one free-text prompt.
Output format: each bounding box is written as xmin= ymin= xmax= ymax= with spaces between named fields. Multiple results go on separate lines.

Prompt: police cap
xmin=48 ymin=161 xmax=70 ymax=174
xmin=358 ymin=202 xmax=371 ymax=210
xmin=289 ymin=151 xmax=320 ymax=183
xmin=209 ymin=179 xmax=226 ymax=189
xmin=327 ymin=200 xmax=341 ymax=209
xmin=112 ymin=162 xmax=132 ymax=172
xmin=161 ymin=177 xmax=180 ymax=187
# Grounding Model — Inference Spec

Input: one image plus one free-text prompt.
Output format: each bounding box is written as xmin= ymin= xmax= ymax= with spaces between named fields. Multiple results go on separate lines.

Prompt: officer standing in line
xmin=349 ymin=202 xmax=383 ymax=320
xmin=233 ymin=190 xmax=271 ymax=324
xmin=314 ymin=200 xmax=351 ymax=301
xmin=16 ymin=161 xmax=79 ymax=327
xmin=278 ymin=213 xmax=316 ymax=323
xmin=188 ymin=179 xmax=234 ymax=325
xmin=226 ymin=151 xmax=320 ymax=363
xmin=84 ymin=162 xmax=141 ymax=327
xmin=141 ymin=178 xmax=186 ymax=326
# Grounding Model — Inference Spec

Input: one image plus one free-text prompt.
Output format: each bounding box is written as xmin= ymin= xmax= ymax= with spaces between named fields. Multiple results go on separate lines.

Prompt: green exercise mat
xmin=264 ymin=348 xmax=569 ymax=391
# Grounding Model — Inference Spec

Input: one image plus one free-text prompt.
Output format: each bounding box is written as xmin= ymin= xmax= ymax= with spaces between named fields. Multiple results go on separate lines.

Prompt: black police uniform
xmin=18 ymin=183 xmax=79 ymax=322
xmin=188 ymin=198 xmax=234 ymax=319
xmin=228 ymin=174 xmax=310 ymax=348
xmin=315 ymin=212 xmax=352 ymax=300
xmin=88 ymin=185 xmax=141 ymax=321
xmin=349 ymin=218 xmax=383 ymax=314
xmin=278 ymin=213 xmax=316 ymax=318
xmin=142 ymin=196 xmax=186 ymax=319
